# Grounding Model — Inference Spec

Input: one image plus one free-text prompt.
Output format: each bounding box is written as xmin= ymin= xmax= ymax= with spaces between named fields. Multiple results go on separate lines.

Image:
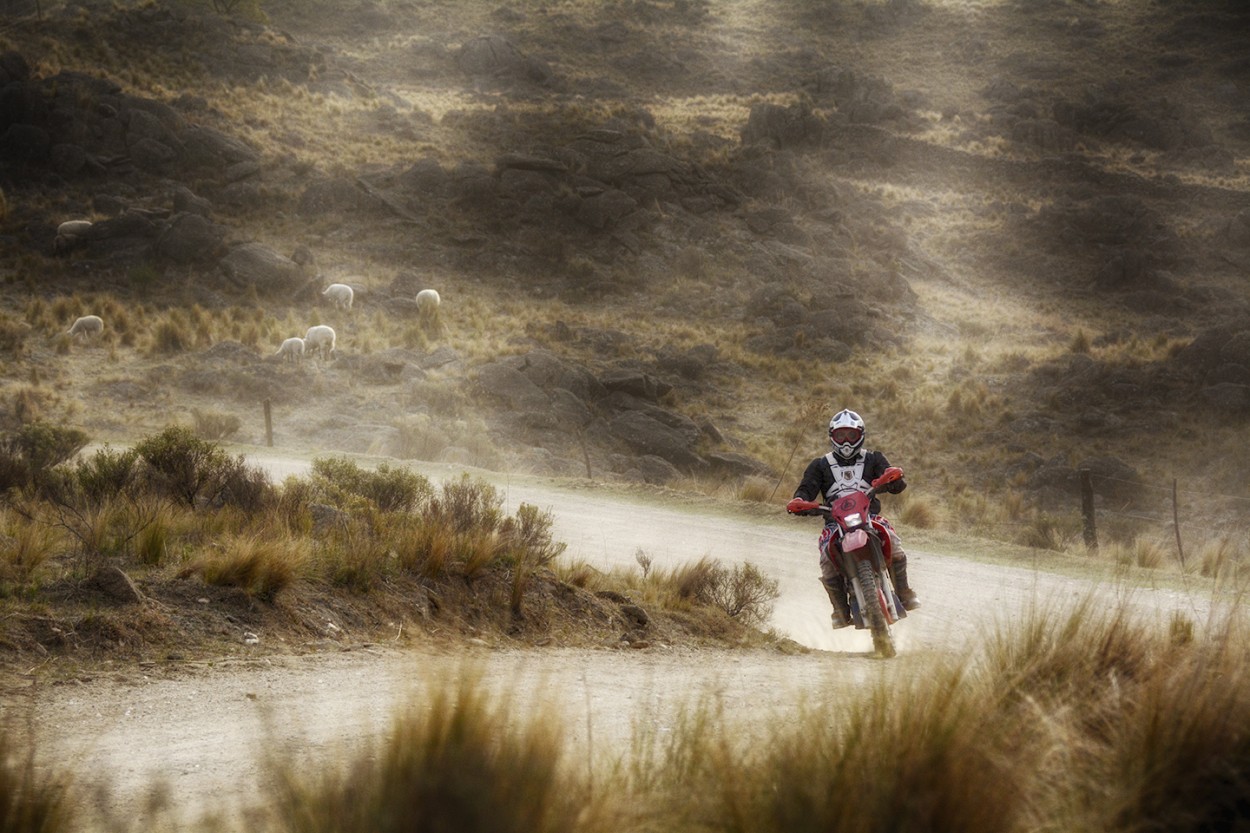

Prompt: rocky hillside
xmin=3 ymin=0 xmax=1250 ymax=541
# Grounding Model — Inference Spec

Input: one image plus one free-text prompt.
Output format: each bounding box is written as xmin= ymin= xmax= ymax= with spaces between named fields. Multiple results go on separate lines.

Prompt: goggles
xmin=830 ymin=427 xmax=863 ymax=445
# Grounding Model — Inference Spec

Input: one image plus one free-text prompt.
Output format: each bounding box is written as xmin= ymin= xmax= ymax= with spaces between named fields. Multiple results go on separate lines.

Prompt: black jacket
xmin=792 ymin=449 xmax=905 ymax=516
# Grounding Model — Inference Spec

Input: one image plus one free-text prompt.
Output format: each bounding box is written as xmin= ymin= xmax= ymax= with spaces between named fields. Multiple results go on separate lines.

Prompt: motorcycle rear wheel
xmin=856 ymin=558 xmax=896 ymax=658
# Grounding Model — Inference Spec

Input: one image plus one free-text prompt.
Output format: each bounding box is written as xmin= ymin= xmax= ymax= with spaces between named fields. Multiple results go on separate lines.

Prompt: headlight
xmin=843 ymin=512 xmax=863 ymax=527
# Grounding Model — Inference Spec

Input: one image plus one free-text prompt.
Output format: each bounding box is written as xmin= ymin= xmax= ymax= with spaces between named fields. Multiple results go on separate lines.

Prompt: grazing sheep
xmin=66 ymin=314 xmax=104 ymax=337
xmin=274 ymin=336 xmax=306 ymax=364
xmin=322 ymin=283 xmax=354 ymax=310
xmin=304 ymin=325 xmax=337 ymax=361
xmin=54 ymin=220 xmax=93 ymax=254
xmin=416 ymin=288 xmax=441 ymax=322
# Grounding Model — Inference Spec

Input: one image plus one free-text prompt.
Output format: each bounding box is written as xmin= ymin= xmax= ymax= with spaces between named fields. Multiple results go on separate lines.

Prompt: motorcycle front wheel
xmin=856 ymin=558 xmax=896 ymax=659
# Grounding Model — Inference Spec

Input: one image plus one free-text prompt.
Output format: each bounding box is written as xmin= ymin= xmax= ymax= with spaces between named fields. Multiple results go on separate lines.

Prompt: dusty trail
xmin=9 ymin=454 xmax=1213 ymax=829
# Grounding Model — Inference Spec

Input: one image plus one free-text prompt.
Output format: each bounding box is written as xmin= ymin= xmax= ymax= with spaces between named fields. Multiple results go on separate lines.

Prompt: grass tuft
xmin=188 ymin=532 xmax=308 ymax=600
xmin=0 ymin=722 xmax=74 ymax=833
xmin=268 ymin=670 xmax=588 ymax=833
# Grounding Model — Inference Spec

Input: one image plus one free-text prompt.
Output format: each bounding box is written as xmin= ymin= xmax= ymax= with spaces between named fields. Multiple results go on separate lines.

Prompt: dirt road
xmin=9 ymin=456 xmax=1211 ymax=829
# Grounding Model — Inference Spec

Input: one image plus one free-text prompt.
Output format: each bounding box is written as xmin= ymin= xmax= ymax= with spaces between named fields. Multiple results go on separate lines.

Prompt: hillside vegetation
xmin=2 ymin=1 xmax=1249 ymax=560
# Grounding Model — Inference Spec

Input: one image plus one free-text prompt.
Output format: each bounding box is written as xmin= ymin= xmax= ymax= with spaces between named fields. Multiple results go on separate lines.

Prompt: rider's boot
xmin=890 ymin=553 xmax=920 ymax=611
xmin=821 ymin=576 xmax=853 ymax=629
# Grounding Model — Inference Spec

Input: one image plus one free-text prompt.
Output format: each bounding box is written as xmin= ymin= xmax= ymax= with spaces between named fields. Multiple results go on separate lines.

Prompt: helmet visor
xmin=830 ymin=427 xmax=863 ymax=445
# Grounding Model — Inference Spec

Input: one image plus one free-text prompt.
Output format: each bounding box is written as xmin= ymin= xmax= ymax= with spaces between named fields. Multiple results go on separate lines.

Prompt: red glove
xmin=787 ymin=497 xmax=811 ymax=514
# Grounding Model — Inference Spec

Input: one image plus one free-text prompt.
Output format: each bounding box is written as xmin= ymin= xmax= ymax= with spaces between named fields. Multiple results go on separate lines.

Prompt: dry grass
xmin=186 ymin=531 xmax=309 ymax=599
xmin=266 ymin=669 xmax=595 ymax=833
xmin=0 ymin=509 xmax=62 ymax=588
xmin=255 ymin=593 xmax=1250 ymax=833
xmin=0 ymin=721 xmax=74 ymax=833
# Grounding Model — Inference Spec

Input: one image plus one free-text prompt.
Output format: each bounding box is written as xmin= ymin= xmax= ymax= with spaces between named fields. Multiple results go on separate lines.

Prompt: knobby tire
xmin=856 ymin=557 xmax=896 ymax=659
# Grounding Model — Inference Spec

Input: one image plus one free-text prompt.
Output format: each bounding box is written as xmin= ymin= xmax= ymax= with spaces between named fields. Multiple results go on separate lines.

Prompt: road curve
xmin=9 ymin=452 xmax=1213 ymax=829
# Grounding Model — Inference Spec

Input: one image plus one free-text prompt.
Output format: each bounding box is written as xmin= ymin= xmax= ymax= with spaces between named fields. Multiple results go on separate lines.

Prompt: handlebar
xmin=786 ymin=466 xmax=904 ymax=514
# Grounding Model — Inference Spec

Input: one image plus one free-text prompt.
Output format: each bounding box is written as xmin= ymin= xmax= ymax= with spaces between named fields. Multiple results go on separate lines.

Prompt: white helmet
xmin=828 ymin=409 xmax=865 ymax=460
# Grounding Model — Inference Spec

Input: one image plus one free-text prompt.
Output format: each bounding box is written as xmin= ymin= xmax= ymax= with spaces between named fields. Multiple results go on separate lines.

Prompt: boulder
xmin=504 ymin=350 xmax=605 ymax=402
xmin=0 ymin=123 xmax=51 ymax=163
xmin=181 ymin=125 xmax=258 ymax=171
xmin=471 ymin=362 xmax=551 ymax=411
xmin=706 ymin=451 xmax=773 ymax=478
xmin=50 ymin=143 xmax=89 ymax=176
xmin=156 ymin=212 xmax=226 ymax=263
xmin=455 ymin=35 xmax=554 ymax=84
xmin=172 ymin=185 xmax=213 ymax=217
xmin=740 ymin=101 xmax=825 ymax=148
xmin=87 ymin=565 xmax=144 ymax=605
xmin=599 ymin=369 xmax=670 ymax=402
xmin=613 ymin=453 xmax=682 ymax=485
xmin=0 ymin=51 xmax=31 ymax=86
xmin=1200 ymin=383 xmax=1250 ymax=414
xmin=298 ymin=177 xmax=376 ymax=215
xmin=219 ymin=243 xmax=306 ymax=294
xmin=608 ymin=408 xmax=704 ymax=469
xmin=576 ymin=188 xmax=638 ymax=229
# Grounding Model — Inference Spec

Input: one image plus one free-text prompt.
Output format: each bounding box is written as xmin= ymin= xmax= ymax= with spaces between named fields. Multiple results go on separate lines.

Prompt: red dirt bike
xmin=788 ymin=466 xmax=907 ymax=658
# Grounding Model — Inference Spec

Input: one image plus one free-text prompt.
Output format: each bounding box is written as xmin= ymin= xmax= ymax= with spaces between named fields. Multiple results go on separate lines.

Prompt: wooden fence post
xmin=1080 ymin=469 xmax=1097 ymax=550
xmin=264 ymin=399 xmax=273 ymax=448
xmin=1172 ymin=478 xmax=1186 ymax=569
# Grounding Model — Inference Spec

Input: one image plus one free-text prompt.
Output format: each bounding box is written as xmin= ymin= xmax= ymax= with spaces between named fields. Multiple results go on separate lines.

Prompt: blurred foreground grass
xmin=7 ymin=589 xmax=1247 ymax=833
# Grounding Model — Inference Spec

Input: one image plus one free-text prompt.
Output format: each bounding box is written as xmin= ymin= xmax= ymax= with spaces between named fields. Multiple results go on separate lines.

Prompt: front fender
xmin=841 ymin=528 xmax=869 ymax=552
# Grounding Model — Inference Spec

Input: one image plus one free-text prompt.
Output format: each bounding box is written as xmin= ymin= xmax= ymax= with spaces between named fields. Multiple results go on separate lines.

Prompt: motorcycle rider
xmin=786 ymin=408 xmax=919 ymax=630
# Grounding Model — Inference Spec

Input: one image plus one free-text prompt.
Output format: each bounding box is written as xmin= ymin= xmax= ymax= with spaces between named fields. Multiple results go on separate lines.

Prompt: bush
xmin=74 ymin=445 xmax=139 ymax=504
xmin=134 ymin=425 xmax=271 ymax=509
xmin=709 ymin=561 xmax=780 ymax=627
xmin=217 ymin=456 xmax=276 ymax=513
xmin=499 ymin=503 xmax=566 ymax=569
xmin=311 ymin=457 xmax=433 ymax=514
xmin=0 ymin=421 xmax=89 ymax=494
xmin=427 ymin=474 xmax=503 ymax=533
xmin=671 ymin=556 xmax=780 ymax=626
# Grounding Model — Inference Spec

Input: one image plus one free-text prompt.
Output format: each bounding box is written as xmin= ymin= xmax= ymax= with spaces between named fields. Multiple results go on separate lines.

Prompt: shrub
xmin=427 ymin=474 xmax=503 ymax=533
xmin=0 ymin=421 xmax=89 ymax=493
xmin=133 ymin=425 xmax=269 ymax=509
xmin=499 ymin=503 xmax=566 ymax=569
xmin=74 ymin=445 xmax=139 ymax=504
xmin=668 ymin=556 xmax=780 ymax=626
xmin=134 ymin=426 xmax=224 ymax=506
xmin=216 ymin=456 xmax=275 ymax=513
xmin=706 ymin=561 xmax=780 ymax=627
xmin=311 ymin=457 xmax=433 ymax=514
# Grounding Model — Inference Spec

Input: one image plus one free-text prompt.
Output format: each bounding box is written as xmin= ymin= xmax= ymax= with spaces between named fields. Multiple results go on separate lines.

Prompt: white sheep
xmin=416 ymin=288 xmax=441 ymax=323
xmin=66 ymin=314 xmax=104 ymax=337
xmin=54 ymin=220 xmax=93 ymax=254
xmin=322 ymin=283 xmax=354 ymax=310
xmin=274 ymin=336 xmax=306 ymax=364
xmin=304 ymin=325 xmax=337 ymax=361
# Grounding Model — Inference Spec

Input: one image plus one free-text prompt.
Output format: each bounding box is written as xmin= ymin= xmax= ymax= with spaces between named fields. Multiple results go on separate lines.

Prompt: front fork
xmin=834 ymin=531 xmax=904 ymax=626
